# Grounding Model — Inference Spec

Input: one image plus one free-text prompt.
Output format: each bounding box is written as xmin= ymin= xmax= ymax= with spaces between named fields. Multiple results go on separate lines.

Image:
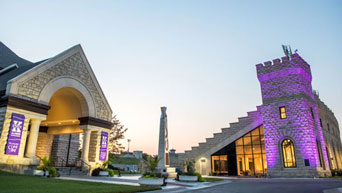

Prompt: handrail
xmin=76 ymin=158 xmax=91 ymax=171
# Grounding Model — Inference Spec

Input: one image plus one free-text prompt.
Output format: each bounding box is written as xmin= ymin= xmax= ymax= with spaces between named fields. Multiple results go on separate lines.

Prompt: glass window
xmin=243 ymin=135 xmax=251 ymax=145
xmin=252 ymin=135 xmax=261 ymax=145
xmin=244 ymin=145 xmax=252 ymax=154
xmin=259 ymin=126 xmax=264 ymax=135
xmin=280 ymin=106 xmax=287 ymax=119
xmin=251 ymin=127 xmax=260 ymax=136
xmin=316 ymin=140 xmax=326 ymax=170
xmin=282 ymin=139 xmax=296 ymax=168
xmin=253 ymin=145 xmax=261 ymax=154
xmin=211 ymin=155 xmax=228 ymax=174
xmin=236 ymin=146 xmax=244 ymax=155
xmin=236 ymin=138 xmax=243 ymax=146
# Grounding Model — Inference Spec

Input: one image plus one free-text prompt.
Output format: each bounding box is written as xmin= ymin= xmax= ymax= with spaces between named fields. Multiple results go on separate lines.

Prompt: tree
xmin=108 ymin=115 xmax=128 ymax=154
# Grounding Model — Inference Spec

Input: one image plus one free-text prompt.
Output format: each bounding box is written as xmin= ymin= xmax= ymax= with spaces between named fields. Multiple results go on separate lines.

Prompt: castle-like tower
xmin=256 ymin=53 xmax=331 ymax=177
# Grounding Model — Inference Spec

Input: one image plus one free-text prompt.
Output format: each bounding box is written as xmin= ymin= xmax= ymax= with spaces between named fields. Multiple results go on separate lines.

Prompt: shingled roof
xmin=0 ymin=42 xmax=47 ymax=92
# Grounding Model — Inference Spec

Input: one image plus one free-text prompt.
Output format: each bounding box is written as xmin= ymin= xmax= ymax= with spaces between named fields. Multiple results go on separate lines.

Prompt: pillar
xmin=81 ymin=128 xmax=91 ymax=169
xmin=25 ymin=119 xmax=42 ymax=158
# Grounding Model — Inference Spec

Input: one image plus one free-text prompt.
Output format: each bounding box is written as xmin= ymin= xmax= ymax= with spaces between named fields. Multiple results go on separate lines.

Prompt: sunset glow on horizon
xmin=1 ymin=0 xmax=341 ymax=155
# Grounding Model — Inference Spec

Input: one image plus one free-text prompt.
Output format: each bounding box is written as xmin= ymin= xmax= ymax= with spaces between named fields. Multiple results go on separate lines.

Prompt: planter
xmin=33 ymin=170 xmax=49 ymax=177
xmin=179 ymin=175 xmax=198 ymax=182
xmin=99 ymin=171 xmax=109 ymax=176
xmin=138 ymin=177 xmax=164 ymax=186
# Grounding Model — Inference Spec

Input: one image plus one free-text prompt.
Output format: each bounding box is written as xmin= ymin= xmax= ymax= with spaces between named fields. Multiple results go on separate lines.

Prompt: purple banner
xmin=99 ymin=131 xmax=108 ymax=161
xmin=5 ymin=113 xmax=25 ymax=155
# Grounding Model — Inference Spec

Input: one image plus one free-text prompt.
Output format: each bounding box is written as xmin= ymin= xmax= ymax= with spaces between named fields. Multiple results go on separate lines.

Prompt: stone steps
xmin=56 ymin=167 xmax=89 ymax=176
xmin=183 ymin=109 xmax=261 ymax=159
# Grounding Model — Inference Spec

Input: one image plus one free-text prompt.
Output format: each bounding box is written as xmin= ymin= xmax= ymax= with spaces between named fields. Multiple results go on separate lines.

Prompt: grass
xmin=0 ymin=171 xmax=160 ymax=193
xmin=202 ymin=177 xmax=224 ymax=182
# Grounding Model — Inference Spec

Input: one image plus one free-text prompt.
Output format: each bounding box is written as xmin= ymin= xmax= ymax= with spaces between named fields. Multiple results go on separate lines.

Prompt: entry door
xmin=200 ymin=159 xmax=207 ymax=175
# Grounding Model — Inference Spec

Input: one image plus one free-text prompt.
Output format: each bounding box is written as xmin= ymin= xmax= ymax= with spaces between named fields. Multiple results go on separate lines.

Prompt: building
xmin=0 ymin=42 xmax=113 ymax=174
xmin=171 ymin=53 xmax=342 ymax=177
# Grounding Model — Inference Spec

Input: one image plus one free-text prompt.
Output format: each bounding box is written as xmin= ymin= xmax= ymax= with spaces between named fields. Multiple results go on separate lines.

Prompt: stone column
xmin=25 ymin=119 xmax=42 ymax=158
xmin=81 ymin=128 xmax=91 ymax=169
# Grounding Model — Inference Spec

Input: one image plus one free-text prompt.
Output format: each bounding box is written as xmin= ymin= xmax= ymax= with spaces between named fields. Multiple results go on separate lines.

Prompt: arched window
xmin=282 ymin=139 xmax=296 ymax=168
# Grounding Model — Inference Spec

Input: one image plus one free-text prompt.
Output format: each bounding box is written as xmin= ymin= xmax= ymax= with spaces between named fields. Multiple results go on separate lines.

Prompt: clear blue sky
xmin=1 ymin=0 xmax=341 ymax=154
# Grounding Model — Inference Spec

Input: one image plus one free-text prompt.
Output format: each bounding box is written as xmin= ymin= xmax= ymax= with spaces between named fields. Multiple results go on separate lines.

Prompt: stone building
xmin=0 ymin=42 xmax=113 ymax=174
xmin=171 ymin=53 xmax=342 ymax=177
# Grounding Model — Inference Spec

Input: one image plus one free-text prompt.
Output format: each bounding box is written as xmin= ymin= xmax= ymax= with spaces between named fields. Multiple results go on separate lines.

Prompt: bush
xmin=331 ymin=170 xmax=342 ymax=176
xmin=106 ymin=169 xmax=114 ymax=177
xmin=47 ymin=167 xmax=57 ymax=177
xmin=142 ymin=172 xmax=162 ymax=178
xmin=194 ymin=172 xmax=204 ymax=182
xmin=91 ymin=168 xmax=101 ymax=176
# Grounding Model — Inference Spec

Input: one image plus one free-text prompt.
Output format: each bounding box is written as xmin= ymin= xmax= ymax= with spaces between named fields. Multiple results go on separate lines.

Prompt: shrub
xmin=331 ymin=170 xmax=342 ymax=176
xmin=194 ymin=172 xmax=204 ymax=182
xmin=47 ymin=167 xmax=57 ymax=177
xmin=185 ymin=160 xmax=195 ymax=175
xmin=91 ymin=168 xmax=101 ymax=176
xmin=106 ymin=169 xmax=114 ymax=177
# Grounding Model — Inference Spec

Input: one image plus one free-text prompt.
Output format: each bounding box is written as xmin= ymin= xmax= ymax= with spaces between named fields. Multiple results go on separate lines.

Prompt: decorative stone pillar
xmin=81 ymin=128 xmax=91 ymax=169
xmin=25 ymin=119 xmax=42 ymax=158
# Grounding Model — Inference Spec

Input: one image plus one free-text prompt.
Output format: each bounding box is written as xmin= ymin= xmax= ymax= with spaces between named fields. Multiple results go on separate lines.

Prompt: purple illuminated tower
xmin=256 ymin=53 xmax=331 ymax=177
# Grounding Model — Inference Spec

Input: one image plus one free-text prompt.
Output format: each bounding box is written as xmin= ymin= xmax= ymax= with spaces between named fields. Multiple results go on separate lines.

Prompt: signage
xmin=99 ymin=131 xmax=108 ymax=161
xmin=5 ymin=113 xmax=25 ymax=155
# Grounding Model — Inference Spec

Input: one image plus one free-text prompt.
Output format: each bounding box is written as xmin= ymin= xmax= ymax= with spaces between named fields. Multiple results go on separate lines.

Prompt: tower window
xmin=279 ymin=107 xmax=287 ymax=119
xmin=320 ymin=119 xmax=323 ymax=127
xmin=282 ymin=139 xmax=296 ymax=168
xmin=327 ymin=123 xmax=330 ymax=132
xmin=310 ymin=107 xmax=314 ymax=119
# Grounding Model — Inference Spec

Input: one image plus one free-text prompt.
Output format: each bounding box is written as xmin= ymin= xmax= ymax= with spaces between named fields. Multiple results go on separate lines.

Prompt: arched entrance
xmin=35 ymin=87 xmax=88 ymax=167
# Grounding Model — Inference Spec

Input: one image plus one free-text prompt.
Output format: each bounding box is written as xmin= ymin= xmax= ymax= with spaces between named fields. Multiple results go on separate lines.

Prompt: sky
xmin=1 ymin=0 xmax=341 ymax=155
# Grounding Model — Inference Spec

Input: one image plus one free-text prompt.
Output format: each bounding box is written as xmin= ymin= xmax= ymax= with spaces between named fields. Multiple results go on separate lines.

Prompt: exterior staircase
xmin=182 ymin=106 xmax=263 ymax=160
xmin=56 ymin=167 xmax=89 ymax=176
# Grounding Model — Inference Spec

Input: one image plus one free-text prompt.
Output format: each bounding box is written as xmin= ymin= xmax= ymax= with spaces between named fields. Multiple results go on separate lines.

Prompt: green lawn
xmin=0 ymin=171 xmax=160 ymax=193
xmin=202 ymin=177 xmax=224 ymax=182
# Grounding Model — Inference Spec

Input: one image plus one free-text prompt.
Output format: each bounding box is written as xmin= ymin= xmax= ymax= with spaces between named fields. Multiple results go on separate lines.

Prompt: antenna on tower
xmin=282 ymin=45 xmax=293 ymax=59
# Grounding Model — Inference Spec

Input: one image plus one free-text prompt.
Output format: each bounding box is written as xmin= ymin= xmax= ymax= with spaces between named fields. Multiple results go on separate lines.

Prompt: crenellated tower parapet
xmin=256 ymin=52 xmax=331 ymax=177
xmin=256 ymin=53 xmax=314 ymax=105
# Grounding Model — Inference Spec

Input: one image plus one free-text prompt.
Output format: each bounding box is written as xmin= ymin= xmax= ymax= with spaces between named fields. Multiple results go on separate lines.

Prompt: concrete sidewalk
xmin=57 ymin=175 xmax=232 ymax=192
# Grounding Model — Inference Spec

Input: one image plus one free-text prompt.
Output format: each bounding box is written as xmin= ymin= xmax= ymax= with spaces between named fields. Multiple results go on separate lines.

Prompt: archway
xmin=35 ymin=87 xmax=89 ymax=167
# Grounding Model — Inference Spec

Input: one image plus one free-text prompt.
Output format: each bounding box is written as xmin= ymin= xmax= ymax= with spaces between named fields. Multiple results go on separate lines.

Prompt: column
xmin=81 ymin=128 xmax=91 ymax=169
xmin=25 ymin=119 xmax=42 ymax=158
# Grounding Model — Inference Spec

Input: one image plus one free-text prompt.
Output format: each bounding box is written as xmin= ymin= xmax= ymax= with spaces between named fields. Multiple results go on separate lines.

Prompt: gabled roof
xmin=0 ymin=41 xmax=48 ymax=91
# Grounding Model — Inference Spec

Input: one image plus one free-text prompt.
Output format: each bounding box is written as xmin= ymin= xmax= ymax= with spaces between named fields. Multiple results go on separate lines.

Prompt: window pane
xmin=252 ymin=135 xmax=260 ymax=145
xmin=282 ymin=139 xmax=296 ymax=168
xmin=260 ymin=135 xmax=265 ymax=145
xmin=245 ymin=155 xmax=254 ymax=176
xmin=236 ymin=138 xmax=243 ymax=146
xmin=236 ymin=155 xmax=245 ymax=176
xmin=259 ymin=126 xmax=264 ymax=135
xmin=244 ymin=145 xmax=252 ymax=154
xmin=251 ymin=128 xmax=260 ymax=136
xmin=263 ymin=154 xmax=267 ymax=173
xmin=236 ymin=146 xmax=244 ymax=155
xmin=243 ymin=136 xmax=251 ymax=145
xmin=254 ymin=154 xmax=263 ymax=174
xmin=253 ymin=145 xmax=261 ymax=154
xmin=262 ymin=145 xmax=265 ymax=153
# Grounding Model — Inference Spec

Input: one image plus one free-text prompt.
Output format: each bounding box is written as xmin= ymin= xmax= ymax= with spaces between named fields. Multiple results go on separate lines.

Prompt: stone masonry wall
xmin=257 ymin=53 xmax=330 ymax=177
xmin=16 ymin=52 xmax=111 ymax=121
xmin=316 ymin=95 xmax=342 ymax=170
xmin=35 ymin=132 xmax=54 ymax=159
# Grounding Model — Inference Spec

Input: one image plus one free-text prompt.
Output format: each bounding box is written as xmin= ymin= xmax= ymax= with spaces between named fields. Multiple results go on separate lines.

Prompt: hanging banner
xmin=5 ymin=113 xmax=25 ymax=155
xmin=99 ymin=131 xmax=108 ymax=161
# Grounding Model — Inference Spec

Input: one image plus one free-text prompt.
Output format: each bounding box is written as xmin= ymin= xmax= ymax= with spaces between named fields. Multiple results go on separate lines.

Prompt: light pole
xmin=127 ymin=139 xmax=131 ymax=152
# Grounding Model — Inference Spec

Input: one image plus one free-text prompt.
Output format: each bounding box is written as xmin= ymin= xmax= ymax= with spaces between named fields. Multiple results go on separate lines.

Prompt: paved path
xmin=164 ymin=178 xmax=342 ymax=193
